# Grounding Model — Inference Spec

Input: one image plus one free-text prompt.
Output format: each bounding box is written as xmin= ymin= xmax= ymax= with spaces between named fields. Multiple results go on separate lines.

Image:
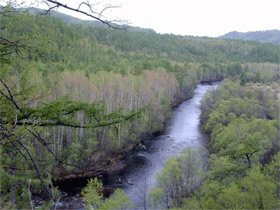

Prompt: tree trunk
xmin=246 ymin=154 xmax=252 ymax=169
xmin=10 ymin=171 xmax=16 ymax=206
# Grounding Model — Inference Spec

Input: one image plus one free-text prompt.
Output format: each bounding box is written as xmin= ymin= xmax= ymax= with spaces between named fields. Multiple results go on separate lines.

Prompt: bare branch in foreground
xmin=43 ymin=0 xmax=126 ymax=29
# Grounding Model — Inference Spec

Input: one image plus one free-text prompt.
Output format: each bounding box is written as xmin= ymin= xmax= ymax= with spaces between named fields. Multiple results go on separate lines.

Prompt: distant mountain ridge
xmin=220 ymin=30 xmax=280 ymax=44
xmin=10 ymin=7 xmax=277 ymax=64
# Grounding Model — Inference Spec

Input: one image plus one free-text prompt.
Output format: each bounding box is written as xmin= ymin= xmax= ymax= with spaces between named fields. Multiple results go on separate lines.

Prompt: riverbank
xmin=39 ymin=82 xmax=218 ymax=209
xmin=123 ymin=83 xmax=218 ymax=208
xmin=52 ymin=129 xmax=163 ymax=194
xmin=51 ymin=82 xmax=200 ymax=192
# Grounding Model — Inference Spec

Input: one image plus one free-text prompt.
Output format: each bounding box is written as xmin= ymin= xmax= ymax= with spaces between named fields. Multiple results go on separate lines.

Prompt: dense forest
xmin=0 ymin=5 xmax=279 ymax=209
xmin=149 ymin=80 xmax=280 ymax=209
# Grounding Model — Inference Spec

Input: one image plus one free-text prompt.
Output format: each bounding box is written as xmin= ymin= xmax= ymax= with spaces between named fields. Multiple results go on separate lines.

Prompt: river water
xmin=123 ymin=83 xmax=218 ymax=209
xmin=51 ymin=83 xmax=217 ymax=209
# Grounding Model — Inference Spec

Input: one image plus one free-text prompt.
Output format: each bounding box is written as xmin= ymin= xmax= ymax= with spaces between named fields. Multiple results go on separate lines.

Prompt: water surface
xmin=124 ymin=83 xmax=217 ymax=209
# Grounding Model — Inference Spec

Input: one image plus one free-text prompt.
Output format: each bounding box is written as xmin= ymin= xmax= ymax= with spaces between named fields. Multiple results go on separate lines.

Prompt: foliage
xmin=151 ymin=81 xmax=279 ymax=209
xmin=178 ymin=81 xmax=280 ymax=209
xmin=149 ymin=148 xmax=202 ymax=209
xmin=82 ymin=178 xmax=133 ymax=210
xmin=82 ymin=178 xmax=103 ymax=209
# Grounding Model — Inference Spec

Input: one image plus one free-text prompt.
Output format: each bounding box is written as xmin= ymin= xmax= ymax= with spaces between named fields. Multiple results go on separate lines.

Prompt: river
xmin=51 ymin=83 xmax=217 ymax=209
xmin=122 ymin=83 xmax=218 ymax=209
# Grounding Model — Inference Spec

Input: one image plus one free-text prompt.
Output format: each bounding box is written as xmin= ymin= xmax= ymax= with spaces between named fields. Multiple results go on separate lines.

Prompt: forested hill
xmin=220 ymin=30 xmax=280 ymax=44
xmin=17 ymin=8 xmax=280 ymax=64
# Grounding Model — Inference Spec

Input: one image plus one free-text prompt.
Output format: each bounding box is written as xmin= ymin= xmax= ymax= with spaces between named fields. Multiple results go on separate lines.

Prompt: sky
xmin=119 ymin=0 xmax=280 ymax=37
xmin=8 ymin=0 xmax=280 ymax=37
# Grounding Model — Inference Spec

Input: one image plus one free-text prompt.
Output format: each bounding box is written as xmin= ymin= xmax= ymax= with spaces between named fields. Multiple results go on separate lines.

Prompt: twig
xmin=16 ymin=139 xmax=54 ymax=200
xmin=45 ymin=0 xmax=120 ymax=29
xmin=28 ymin=179 xmax=34 ymax=210
xmin=0 ymin=79 xmax=28 ymax=118
xmin=53 ymin=195 xmax=62 ymax=210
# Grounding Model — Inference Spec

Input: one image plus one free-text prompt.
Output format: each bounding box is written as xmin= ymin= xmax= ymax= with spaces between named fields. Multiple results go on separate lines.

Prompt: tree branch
xmin=2 ymin=165 xmax=30 ymax=171
xmin=0 ymin=79 xmax=28 ymax=118
xmin=44 ymin=0 xmax=121 ymax=29
xmin=27 ymin=128 xmax=80 ymax=168
xmin=16 ymin=138 xmax=54 ymax=200
xmin=10 ymin=111 xmax=139 ymax=128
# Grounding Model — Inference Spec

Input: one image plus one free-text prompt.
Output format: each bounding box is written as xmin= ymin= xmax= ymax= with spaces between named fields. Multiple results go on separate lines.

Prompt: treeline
xmin=2 ymin=7 xmax=280 ymax=77
xmin=198 ymin=62 xmax=280 ymax=83
xmin=2 ymin=7 xmax=279 ymax=84
xmin=149 ymin=80 xmax=280 ymax=209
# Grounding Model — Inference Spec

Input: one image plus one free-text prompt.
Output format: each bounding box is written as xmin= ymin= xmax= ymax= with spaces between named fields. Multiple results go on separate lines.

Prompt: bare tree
xmin=2 ymin=0 xmax=127 ymax=28
xmin=44 ymin=0 xmax=126 ymax=28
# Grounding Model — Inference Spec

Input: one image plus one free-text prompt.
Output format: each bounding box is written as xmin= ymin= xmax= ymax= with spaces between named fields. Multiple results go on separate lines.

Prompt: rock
xmin=127 ymin=179 xmax=134 ymax=185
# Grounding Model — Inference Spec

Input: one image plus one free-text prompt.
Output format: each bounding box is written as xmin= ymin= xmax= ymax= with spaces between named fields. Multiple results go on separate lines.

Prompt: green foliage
xmin=182 ymin=164 xmax=279 ymax=209
xmin=178 ymin=81 xmax=280 ymax=209
xmin=240 ymin=166 xmax=277 ymax=209
xmin=240 ymin=71 xmax=247 ymax=86
xmin=82 ymin=178 xmax=133 ymax=210
xmin=153 ymin=81 xmax=279 ymax=209
xmin=100 ymin=189 xmax=134 ymax=210
xmin=149 ymin=148 xmax=202 ymax=209
xmin=82 ymin=178 xmax=103 ymax=209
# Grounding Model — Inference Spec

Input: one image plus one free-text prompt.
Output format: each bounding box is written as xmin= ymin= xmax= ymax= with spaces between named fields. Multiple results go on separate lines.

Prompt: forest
xmin=0 ymin=4 xmax=279 ymax=210
xmin=150 ymin=80 xmax=279 ymax=209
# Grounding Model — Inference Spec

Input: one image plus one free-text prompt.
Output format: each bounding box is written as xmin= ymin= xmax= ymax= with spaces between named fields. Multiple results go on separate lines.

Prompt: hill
xmin=220 ymin=30 xmax=280 ymax=44
xmin=15 ymin=8 xmax=278 ymax=64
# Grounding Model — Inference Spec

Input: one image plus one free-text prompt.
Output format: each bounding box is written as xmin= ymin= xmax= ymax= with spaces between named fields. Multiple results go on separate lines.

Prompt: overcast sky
xmin=119 ymin=0 xmax=280 ymax=37
xmin=10 ymin=0 xmax=280 ymax=37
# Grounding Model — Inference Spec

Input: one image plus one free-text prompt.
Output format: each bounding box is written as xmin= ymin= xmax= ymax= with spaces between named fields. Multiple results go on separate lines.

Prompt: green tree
xmin=149 ymin=148 xmax=201 ymax=209
xmin=240 ymin=71 xmax=247 ymax=86
xmin=241 ymin=166 xmax=277 ymax=209
xmin=82 ymin=178 xmax=133 ymax=210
